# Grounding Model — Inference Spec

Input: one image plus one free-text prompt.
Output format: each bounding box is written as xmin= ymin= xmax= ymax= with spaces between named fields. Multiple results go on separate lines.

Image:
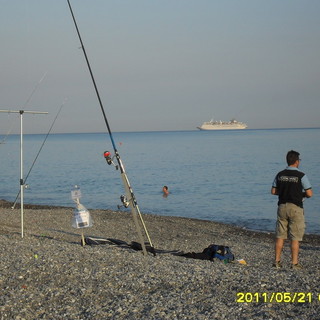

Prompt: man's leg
xmin=291 ymin=240 xmax=299 ymax=265
xmin=287 ymin=203 xmax=304 ymax=266
xmin=275 ymin=204 xmax=287 ymax=264
xmin=275 ymin=238 xmax=284 ymax=262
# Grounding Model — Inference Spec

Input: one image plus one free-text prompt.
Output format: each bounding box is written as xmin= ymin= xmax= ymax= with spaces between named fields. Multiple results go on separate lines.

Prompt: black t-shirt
xmin=274 ymin=169 xmax=305 ymax=208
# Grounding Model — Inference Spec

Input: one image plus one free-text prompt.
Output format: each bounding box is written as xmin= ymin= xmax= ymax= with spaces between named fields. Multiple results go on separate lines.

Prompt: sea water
xmin=0 ymin=128 xmax=319 ymax=234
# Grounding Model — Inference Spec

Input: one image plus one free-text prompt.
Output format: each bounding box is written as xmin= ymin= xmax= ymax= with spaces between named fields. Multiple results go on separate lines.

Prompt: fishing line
xmin=12 ymin=101 xmax=65 ymax=209
xmin=66 ymin=0 xmax=154 ymax=255
xmin=0 ymin=122 xmax=13 ymax=145
xmin=0 ymin=73 xmax=47 ymax=143
xmin=23 ymin=72 xmax=47 ymax=108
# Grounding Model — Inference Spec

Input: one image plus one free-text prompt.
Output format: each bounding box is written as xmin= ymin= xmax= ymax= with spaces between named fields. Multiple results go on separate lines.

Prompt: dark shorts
xmin=275 ymin=203 xmax=305 ymax=241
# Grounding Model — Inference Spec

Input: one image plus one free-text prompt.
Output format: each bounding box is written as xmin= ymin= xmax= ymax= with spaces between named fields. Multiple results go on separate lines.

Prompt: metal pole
xmin=12 ymin=102 xmax=64 ymax=209
xmin=20 ymin=111 xmax=24 ymax=238
xmin=0 ymin=109 xmax=48 ymax=238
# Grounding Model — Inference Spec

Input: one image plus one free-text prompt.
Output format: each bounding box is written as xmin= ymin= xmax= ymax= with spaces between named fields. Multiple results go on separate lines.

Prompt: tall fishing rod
xmin=67 ymin=0 xmax=154 ymax=256
xmin=11 ymin=101 xmax=65 ymax=209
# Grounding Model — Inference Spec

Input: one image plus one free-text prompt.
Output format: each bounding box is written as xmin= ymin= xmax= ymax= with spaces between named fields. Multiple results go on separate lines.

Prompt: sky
xmin=0 ymin=0 xmax=319 ymax=134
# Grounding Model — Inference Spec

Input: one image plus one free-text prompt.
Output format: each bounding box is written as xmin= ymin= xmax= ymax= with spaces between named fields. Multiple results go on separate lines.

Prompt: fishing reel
xmin=103 ymin=151 xmax=118 ymax=170
xmin=117 ymin=195 xmax=130 ymax=209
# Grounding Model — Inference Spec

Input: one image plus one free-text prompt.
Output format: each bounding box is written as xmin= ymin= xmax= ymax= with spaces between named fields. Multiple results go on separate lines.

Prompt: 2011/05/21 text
xmin=236 ymin=292 xmax=319 ymax=303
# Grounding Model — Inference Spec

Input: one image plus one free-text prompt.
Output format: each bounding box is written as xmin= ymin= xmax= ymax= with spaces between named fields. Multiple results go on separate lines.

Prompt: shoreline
xmin=1 ymin=199 xmax=320 ymax=319
xmin=1 ymin=199 xmax=319 ymax=242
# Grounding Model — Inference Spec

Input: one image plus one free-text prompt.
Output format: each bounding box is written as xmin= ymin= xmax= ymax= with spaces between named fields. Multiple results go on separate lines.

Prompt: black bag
xmin=179 ymin=244 xmax=235 ymax=262
xmin=203 ymin=244 xmax=234 ymax=262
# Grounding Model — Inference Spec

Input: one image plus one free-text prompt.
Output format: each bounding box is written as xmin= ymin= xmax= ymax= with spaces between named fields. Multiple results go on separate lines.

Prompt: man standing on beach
xmin=271 ymin=150 xmax=313 ymax=270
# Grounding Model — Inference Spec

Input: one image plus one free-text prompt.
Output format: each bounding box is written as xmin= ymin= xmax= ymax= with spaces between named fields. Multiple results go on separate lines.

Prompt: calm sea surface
xmin=1 ymin=129 xmax=319 ymax=234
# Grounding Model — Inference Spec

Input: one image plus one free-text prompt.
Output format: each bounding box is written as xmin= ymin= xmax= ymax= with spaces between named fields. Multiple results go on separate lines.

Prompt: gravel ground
xmin=1 ymin=200 xmax=320 ymax=319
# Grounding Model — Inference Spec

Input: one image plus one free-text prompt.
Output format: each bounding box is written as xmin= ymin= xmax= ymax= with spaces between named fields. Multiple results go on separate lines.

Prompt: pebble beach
xmin=1 ymin=199 xmax=320 ymax=320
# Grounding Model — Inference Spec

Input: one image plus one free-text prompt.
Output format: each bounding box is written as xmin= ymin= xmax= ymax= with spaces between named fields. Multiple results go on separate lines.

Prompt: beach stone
xmin=0 ymin=202 xmax=319 ymax=319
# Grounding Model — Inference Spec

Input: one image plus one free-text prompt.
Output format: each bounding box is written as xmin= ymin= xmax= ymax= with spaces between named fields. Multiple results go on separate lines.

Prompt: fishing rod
xmin=11 ymin=101 xmax=65 ymax=209
xmin=66 ymin=0 xmax=154 ymax=256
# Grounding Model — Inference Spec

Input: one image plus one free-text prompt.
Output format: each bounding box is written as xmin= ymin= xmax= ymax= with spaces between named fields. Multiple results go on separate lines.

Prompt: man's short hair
xmin=286 ymin=150 xmax=300 ymax=166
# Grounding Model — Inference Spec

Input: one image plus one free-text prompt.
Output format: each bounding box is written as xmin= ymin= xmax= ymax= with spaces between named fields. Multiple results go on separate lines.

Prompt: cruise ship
xmin=197 ymin=118 xmax=247 ymax=130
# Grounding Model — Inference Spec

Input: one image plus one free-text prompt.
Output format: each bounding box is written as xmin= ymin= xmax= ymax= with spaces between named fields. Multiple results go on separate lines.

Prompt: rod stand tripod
xmin=0 ymin=109 xmax=48 ymax=238
xmin=104 ymin=151 xmax=155 ymax=256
